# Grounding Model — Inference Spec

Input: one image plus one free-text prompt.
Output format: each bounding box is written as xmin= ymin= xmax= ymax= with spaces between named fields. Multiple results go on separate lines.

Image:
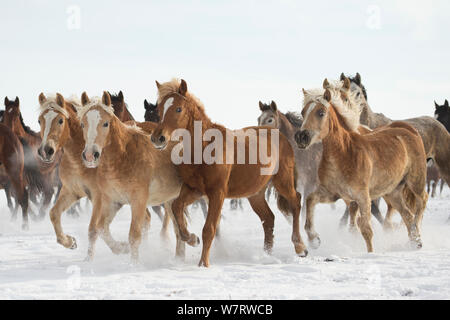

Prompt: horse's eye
xmin=58 ymin=118 xmax=63 ymax=125
xmin=103 ymin=122 xmax=109 ymax=127
xmin=267 ymin=119 xmax=273 ymax=123
xmin=176 ymin=107 xmax=182 ymax=113
xmin=38 ymin=120 xmax=41 ymax=124
xmin=318 ymin=110 xmax=325 ymax=117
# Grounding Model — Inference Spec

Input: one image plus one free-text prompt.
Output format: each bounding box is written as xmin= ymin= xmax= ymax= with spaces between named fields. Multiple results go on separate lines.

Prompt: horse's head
xmin=144 ymin=99 xmax=159 ymax=123
xmin=341 ymin=72 xmax=367 ymax=103
xmin=37 ymin=93 xmax=71 ymax=163
xmin=3 ymin=96 xmax=20 ymax=124
xmin=79 ymin=91 xmax=115 ymax=168
xmin=151 ymin=79 xmax=192 ymax=150
xmin=109 ymin=91 xmax=126 ymax=119
xmin=434 ymin=99 xmax=449 ymax=122
xmin=296 ymin=77 xmax=357 ymax=149
xmin=257 ymin=101 xmax=279 ymax=128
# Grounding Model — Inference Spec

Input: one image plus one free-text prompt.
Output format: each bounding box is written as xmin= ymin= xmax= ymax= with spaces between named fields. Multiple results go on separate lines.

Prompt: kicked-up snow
xmin=0 ymin=187 xmax=449 ymax=300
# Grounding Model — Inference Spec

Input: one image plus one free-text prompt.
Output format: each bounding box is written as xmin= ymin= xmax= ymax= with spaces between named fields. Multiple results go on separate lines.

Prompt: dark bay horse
xmin=151 ymin=79 xmax=306 ymax=267
xmin=3 ymin=97 xmax=60 ymax=219
xmin=434 ymin=99 xmax=450 ymax=132
xmin=0 ymin=123 xmax=29 ymax=229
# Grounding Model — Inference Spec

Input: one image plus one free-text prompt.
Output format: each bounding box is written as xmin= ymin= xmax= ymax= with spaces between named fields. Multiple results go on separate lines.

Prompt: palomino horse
xmin=343 ymin=73 xmax=450 ymax=223
xmin=3 ymin=97 xmax=60 ymax=219
xmin=258 ymin=101 xmax=384 ymax=229
xmin=78 ymin=91 xmax=187 ymax=261
xmin=151 ymin=79 xmax=306 ymax=267
xmin=37 ymin=93 xmax=149 ymax=257
xmin=0 ymin=123 xmax=29 ymax=229
xmin=295 ymin=77 xmax=428 ymax=253
xmin=434 ymin=99 xmax=450 ymax=132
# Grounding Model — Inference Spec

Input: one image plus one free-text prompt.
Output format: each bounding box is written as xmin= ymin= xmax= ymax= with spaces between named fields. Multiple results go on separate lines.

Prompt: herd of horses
xmin=0 ymin=73 xmax=449 ymax=267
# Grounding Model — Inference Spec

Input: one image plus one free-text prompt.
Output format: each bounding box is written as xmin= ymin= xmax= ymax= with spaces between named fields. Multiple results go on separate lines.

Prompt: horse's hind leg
xmin=383 ymin=202 xmax=396 ymax=231
xmin=339 ymin=205 xmax=350 ymax=228
xmin=247 ymin=190 xmax=275 ymax=254
xmin=50 ymin=186 xmax=79 ymax=249
xmin=348 ymin=201 xmax=359 ymax=234
xmin=163 ymin=201 xmax=186 ymax=259
xmin=431 ymin=181 xmax=437 ymax=198
xmin=38 ymin=183 xmax=54 ymax=220
xmin=371 ymin=198 xmax=384 ymax=225
xmin=151 ymin=205 xmax=164 ymax=221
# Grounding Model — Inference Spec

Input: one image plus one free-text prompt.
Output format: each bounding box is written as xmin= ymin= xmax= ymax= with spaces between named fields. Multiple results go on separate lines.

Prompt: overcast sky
xmin=1 ymin=0 xmax=449 ymax=130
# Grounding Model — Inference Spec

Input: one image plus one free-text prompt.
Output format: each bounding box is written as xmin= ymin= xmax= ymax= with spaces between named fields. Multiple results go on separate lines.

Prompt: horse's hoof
xmin=187 ymin=234 xmax=200 ymax=247
xmin=21 ymin=223 xmax=29 ymax=231
xmin=309 ymin=237 xmax=321 ymax=249
xmin=410 ymin=239 xmax=423 ymax=250
xmin=84 ymin=255 xmax=93 ymax=262
xmin=112 ymin=242 xmax=130 ymax=254
xmin=59 ymin=235 xmax=77 ymax=249
xmin=198 ymin=260 xmax=210 ymax=268
xmin=298 ymin=249 xmax=308 ymax=258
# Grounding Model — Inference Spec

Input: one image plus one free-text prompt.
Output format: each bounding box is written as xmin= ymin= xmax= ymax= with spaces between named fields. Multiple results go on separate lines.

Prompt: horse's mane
xmin=76 ymin=96 xmax=114 ymax=120
xmin=157 ymin=78 xmax=206 ymax=113
xmin=304 ymin=80 xmax=362 ymax=132
xmin=285 ymin=112 xmax=303 ymax=128
xmin=39 ymin=94 xmax=81 ymax=118
xmin=19 ymin=114 xmax=40 ymax=137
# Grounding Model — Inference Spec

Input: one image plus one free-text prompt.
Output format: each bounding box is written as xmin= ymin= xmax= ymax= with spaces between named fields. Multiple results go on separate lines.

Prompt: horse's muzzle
xmin=151 ymin=133 xmax=167 ymax=150
xmin=38 ymin=144 xmax=56 ymax=163
xmin=295 ymin=130 xmax=311 ymax=149
xmin=82 ymin=147 xmax=101 ymax=168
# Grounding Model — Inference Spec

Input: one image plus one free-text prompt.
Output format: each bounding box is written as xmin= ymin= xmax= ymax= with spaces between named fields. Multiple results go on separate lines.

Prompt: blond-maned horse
xmin=78 ymin=91 xmax=187 ymax=261
xmin=151 ymin=79 xmax=306 ymax=267
xmin=37 ymin=93 xmax=151 ymax=258
xmin=295 ymin=77 xmax=428 ymax=252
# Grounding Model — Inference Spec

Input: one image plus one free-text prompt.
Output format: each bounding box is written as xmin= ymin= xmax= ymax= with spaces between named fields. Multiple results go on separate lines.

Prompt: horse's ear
xmin=259 ymin=101 xmax=264 ymax=111
xmin=55 ymin=93 xmax=64 ymax=107
xmin=355 ymin=73 xmax=362 ymax=85
xmin=324 ymin=89 xmax=332 ymax=102
xmin=340 ymin=73 xmax=346 ymax=81
xmin=323 ymin=78 xmax=330 ymax=89
xmin=179 ymin=79 xmax=187 ymax=96
xmin=445 ymin=99 xmax=449 ymax=107
xmin=118 ymin=91 xmax=124 ymax=102
xmin=14 ymin=96 xmax=19 ymax=105
xmin=270 ymin=101 xmax=277 ymax=111
xmin=38 ymin=93 xmax=46 ymax=105
xmin=435 ymin=101 xmax=439 ymax=109
xmin=155 ymin=81 xmax=161 ymax=90
xmin=4 ymin=97 xmax=9 ymax=106
xmin=81 ymin=92 xmax=90 ymax=106
xmin=144 ymin=99 xmax=150 ymax=110
xmin=102 ymin=91 xmax=112 ymax=106
xmin=343 ymin=77 xmax=351 ymax=90
xmin=302 ymin=88 xmax=307 ymax=97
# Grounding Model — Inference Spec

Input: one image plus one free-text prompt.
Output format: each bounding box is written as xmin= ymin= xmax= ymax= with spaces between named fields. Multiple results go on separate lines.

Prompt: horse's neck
xmin=125 ymin=107 xmax=135 ymax=121
xmin=362 ymin=102 xmax=392 ymax=129
xmin=10 ymin=117 xmax=27 ymax=137
xmin=322 ymin=107 xmax=354 ymax=160
xmin=278 ymin=112 xmax=295 ymax=139
xmin=107 ymin=119 xmax=130 ymax=155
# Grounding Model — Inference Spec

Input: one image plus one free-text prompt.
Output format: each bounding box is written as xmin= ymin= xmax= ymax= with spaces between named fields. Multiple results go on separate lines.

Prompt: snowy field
xmin=0 ymin=186 xmax=449 ymax=300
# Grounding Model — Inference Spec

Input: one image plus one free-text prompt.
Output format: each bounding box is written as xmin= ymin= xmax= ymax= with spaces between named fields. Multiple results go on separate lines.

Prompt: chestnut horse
xmin=0 ymin=123 xmax=29 ymax=229
xmin=78 ymin=91 xmax=187 ymax=261
xmin=37 ymin=93 xmax=150 ymax=257
xmin=151 ymin=79 xmax=306 ymax=267
xmin=295 ymin=77 xmax=428 ymax=252
xmin=3 ymin=97 xmax=60 ymax=219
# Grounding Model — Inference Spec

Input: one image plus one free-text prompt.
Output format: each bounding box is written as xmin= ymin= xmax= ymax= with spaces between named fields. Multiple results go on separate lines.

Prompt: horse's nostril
xmin=47 ymin=147 xmax=54 ymax=156
xmin=159 ymin=135 xmax=166 ymax=143
xmin=82 ymin=151 xmax=87 ymax=161
xmin=93 ymin=152 xmax=100 ymax=160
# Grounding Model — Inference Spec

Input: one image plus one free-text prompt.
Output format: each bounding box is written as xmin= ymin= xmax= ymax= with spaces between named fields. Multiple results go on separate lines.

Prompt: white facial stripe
xmin=8 ymin=108 xmax=13 ymax=113
xmin=303 ymin=102 xmax=316 ymax=123
xmin=86 ymin=110 xmax=101 ymax=148
xmin=162 ymin=97 xmax=174 ymax=119
xmin=434 ymin=114 xmax=439 ymax=119
xmin=42 ymin=110 xmax=58 ymax=144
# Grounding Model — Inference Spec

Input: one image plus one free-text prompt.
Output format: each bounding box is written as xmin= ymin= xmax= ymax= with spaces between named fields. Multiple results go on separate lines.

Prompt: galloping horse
xmin=3 ymin=97 xmax=60 ymax=219
xmin=434 ymin=99 xmax=450 ymax=132
xmin=0 ymin=123 xmax=29 ymax=229
xmin=151 ymin=79 xmax=306 ymax=267
xmin=37 ymin=93 xmax=149 ymax=257
xmin=78 ymin=91 xmax=187 ymax=261
xmin=295 ymin=77 xmax=428 ymax=253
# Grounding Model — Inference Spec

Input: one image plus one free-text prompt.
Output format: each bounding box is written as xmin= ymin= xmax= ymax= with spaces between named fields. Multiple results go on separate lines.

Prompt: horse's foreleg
xmin=339 ymin=203 xmax=350 ymax=229
xmin=49 ymin=187 xmax=79 ymax=249
xmin=348 ymin=201 xmax=359 ymax=234
xmin=86 ymin=195 xmax=103 ymax=261
xmin=38 ymin=184 xmax=54 ymax=220
xmin=151 ymin=205 xmax=164 ymax=221
xmin=129 ymin=199 xmax=148 ymax=263
xmin=101 ymin=203 xmax=130 ymax=255
xmin=199 ymin=191 xmax=225 ymax=267
xmin=304 ymin=191 xmax=321 ymax=248
xmin=172 ymin=184 xmax=202 ymax=247
xmin=383 ymin=202 xmax=396 ymax=231
xmin=356 ymin=194 xmax=374 ymax=253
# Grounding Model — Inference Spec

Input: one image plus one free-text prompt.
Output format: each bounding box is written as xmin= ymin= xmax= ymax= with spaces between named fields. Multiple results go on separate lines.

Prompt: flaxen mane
xmin=39 ymin=94 xmax=81 ymax=118
xmin=157 ymin=78 xmax=205 ymax=113
xmin=76 ymin=97 xmax=114 ymax=120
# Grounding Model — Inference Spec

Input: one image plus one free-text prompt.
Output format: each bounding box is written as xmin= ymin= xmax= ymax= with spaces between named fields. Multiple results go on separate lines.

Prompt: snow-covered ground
xmin=0 ymin=186 xmax=449 ymax=300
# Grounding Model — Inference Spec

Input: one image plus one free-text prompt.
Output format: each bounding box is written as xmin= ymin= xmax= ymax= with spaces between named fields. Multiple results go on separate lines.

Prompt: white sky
xmin=1 ymin=0 xmax=449 ymax=130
